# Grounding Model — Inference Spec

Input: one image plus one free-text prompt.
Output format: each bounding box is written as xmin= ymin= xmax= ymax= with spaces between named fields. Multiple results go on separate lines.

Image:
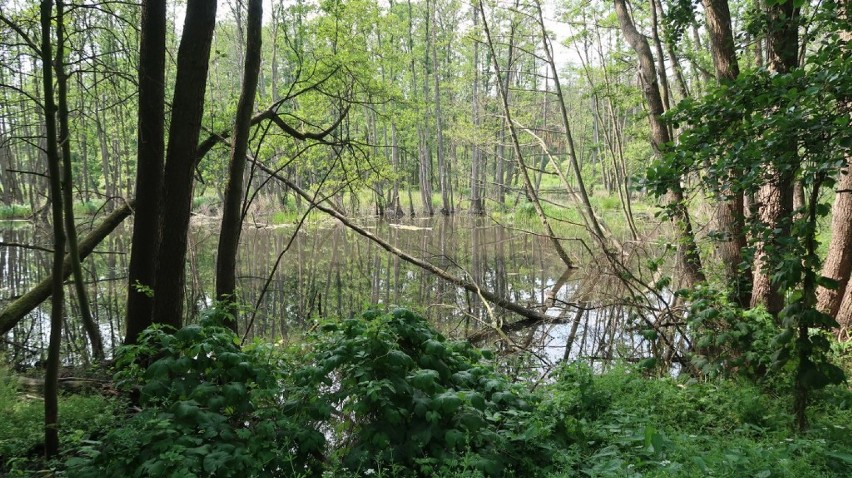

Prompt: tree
xmin=38 ymin=0 xmax=65 ymax=458
xmin=150 ymin=0 xmax=218 ymax=331
xmin=703 ymin=0 xmax=750 ymax=307
xmin=124 ymin=0 xmax=166 ymax=344
xmin=216 ymin=0 xmax=263 ymax=331
xmin=613 ymin=0 xmax=705 ymax=287
xmin=749 ymin=0 xmax=799 ymax=315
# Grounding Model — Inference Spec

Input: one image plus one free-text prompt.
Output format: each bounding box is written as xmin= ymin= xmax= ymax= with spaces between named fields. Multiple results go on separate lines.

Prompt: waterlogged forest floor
xmin=1 ymin=311 xmax=851 ymax=477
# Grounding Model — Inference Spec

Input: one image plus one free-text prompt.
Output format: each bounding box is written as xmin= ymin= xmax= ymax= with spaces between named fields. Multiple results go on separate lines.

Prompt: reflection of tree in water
xmin=3 ymin=216 xmax=684 ymax=372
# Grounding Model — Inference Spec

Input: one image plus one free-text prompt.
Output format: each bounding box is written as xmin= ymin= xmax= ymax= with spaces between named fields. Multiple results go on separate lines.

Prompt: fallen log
xmin=251 ymin=160 xmax=570 ymax=327
xmin=0 ymin=200 xmax=135 ymax=335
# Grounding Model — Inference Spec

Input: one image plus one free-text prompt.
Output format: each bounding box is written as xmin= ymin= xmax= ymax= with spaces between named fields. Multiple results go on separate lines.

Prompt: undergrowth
xmin=1 ymin=309 xmax=850 ymax=477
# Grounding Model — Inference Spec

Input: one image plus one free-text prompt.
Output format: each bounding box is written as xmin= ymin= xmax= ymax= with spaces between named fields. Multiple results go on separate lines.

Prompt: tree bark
xmin=703 ymin=0 xmax=750 ymax=306
xmin=750 ymin=0 xmax=798 ymax=314
xmin=817 ymin=1 xmax=852 ymax=323
xmin=152 ymin=0 xmax=218 ymax=330
xmin=125 ymin=0 xmax=167 ymax=344
xmin=613 ymin=0 xmax=705 ymax=286
xmin=216 ymin=0 xmax=262 ymax=332
xmin=38 ymin=0 xmax=64 ymax=458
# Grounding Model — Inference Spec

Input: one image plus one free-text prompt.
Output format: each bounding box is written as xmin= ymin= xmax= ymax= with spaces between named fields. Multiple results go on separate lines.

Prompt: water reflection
xmin=1 ymin=215 xmax=676 ymax=372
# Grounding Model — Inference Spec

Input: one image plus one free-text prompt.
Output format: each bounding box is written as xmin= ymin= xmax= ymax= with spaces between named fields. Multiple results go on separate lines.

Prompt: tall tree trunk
xmin=54 ymin=0 xmax=104 ymax=360
xmin=431 ymin=0 xmax=450 ymax=215
xmin=817 ymin=1 xmax=852 ymax=323
xmin=703 ymin=0 xmax=750 ymax=306
xmin=125 ymin=0 xmax=167 ymax=344
xmin=39 ymin=0 xmax=65 ymax=458
xmin=750 ymin=0 xmax=798 ymax=314
xmin=215 ymin=0 xmax=262 ymax=332
xmin=613 ymin=0 xmax=705 ymax=286
xmin=469 ymin=5 xmax=484 ymax=215
xmin=152 ymin=0 xmax=218 ymax=329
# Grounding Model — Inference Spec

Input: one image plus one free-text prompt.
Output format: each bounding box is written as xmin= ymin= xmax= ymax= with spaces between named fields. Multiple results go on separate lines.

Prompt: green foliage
xmin=0 ymin=362 xmax=119 ymax=475
xmin=65 ymin=308 xmax=550 ymax=477
xmin=291 ymin=308 xmax=546 ymax=476
xmin=539 ymin=363 xmax=852 ymax=478
xmin=644 ymin=0 xmax=850 ymax=425
xmin=67 ymin=311 xmax=326 ymax=477
xmin=0 ymin=204 xmax=31 ymax=220
xmin=684 ymin=286 xmax=777 ymax=378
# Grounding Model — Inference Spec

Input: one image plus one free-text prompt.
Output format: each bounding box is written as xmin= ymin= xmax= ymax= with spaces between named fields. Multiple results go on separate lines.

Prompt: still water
xmin=1 ymin=215 xmax=667 ymax=372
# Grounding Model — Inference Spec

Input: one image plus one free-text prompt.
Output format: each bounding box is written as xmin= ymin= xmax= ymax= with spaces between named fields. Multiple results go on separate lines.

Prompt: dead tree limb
xmin=250 ymin=159 xmax=570 ymax=326
xmin=0 ymin=201 xmax=134 ymax=335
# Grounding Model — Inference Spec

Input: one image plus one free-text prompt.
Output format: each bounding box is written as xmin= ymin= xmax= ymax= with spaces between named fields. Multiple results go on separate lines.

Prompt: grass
xmin=0 ymin=364 xmax=120 ymax=475
xmin=0 ymin=204 xmax=30 ymax=220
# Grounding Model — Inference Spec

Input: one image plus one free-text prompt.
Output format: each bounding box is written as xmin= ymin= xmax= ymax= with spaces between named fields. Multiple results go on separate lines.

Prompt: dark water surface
xmin=1 ymin=215 xmax=662 ymax=372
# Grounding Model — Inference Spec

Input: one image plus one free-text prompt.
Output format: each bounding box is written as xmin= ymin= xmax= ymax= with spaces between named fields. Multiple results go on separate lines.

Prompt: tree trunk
xmin=613 ymin=0 xmax=705 ymax=286
xmin=152 ymin=0 xmax=218 ymax=329
xmin=469 ymin=5 xmax=484 ymax=215
xmin=750 ymin=0 xmax=798 ymax=315
xmin=125 ymin=0 xmax=167 ymax=344
xmin=703 ymin=0 xmax=750 ymax=306
xmin=38 ymin=0 xmax=64 ymax=458
xmin=53 ymin=0 xmax=105 ymax=361
xmin=818 ymin=2 xmax=852 ymax=323
xmin=215 ymin=0 xmax=262 ymax=332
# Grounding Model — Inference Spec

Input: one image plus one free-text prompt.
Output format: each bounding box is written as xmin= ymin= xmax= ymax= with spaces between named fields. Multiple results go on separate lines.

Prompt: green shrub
xmin=0 ymin=204 xmax=30 ymax=219
xmin=291 ymin=308 xmax=548 ymax=477
xmin=67 ymin=310 xmax=326 ymax=477
xmin=0 ymin=362 xmax=119 ymax=475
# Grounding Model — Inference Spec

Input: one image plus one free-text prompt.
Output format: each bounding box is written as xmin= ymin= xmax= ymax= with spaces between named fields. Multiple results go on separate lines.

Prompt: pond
xmin=1 ymin=214 xmax=668 ymax=373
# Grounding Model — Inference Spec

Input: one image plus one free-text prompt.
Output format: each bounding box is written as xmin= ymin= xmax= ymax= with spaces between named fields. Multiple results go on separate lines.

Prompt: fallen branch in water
xmin=250 ymin=159 xmax=578 ymax=328
xmin=0 ymin=200 xmax=135 ymax=335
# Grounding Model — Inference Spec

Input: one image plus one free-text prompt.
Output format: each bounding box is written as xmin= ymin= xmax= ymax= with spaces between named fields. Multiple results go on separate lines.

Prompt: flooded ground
xmin=1 ymin=214 xmax=671 ymax=373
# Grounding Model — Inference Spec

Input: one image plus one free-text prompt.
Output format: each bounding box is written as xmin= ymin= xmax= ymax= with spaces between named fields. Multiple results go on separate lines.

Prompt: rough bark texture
xmin=704 ymin=0 xmax=750 ymax=306
xmin=750 ymin=0 xmax=798 ymax=315
xmin=125 ymin=0 xmax=166 ymax=344
xmin=216 ymin=0 xmax=262 ymax=332
xmin=152 ymin=0 xmax=218 ymax=330
xmin=817 ymin=168 xmax=852 ymax=318
xmin=821 ymin=0 xmax=852 ymax=333
xmin=613 ymin=0 xmax=704 ymax=286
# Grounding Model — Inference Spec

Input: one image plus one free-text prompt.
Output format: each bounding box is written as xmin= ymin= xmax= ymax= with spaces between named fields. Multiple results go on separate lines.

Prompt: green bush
xmin=67 ymin=310 xmax=326 ymax=477
xmin=292 ymin=308 xmax=547 ymax=476
xmin=0 ymin=204 xmax=30 ymax=219
xmin=67 ymin=308 xmax=550 ymax=477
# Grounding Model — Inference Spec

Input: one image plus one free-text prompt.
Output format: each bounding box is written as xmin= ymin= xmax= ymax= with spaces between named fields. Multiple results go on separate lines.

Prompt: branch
xmin=0 ymin=201 xmax=135 ymax=335
xmin=250 ymin=159 xmax=571 ymax=327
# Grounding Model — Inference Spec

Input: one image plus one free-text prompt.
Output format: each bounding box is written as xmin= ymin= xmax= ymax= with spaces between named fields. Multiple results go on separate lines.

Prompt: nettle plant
xmin=291 ymin=308 xmax=547 ymax=476
xmin=67 ymin=308 xmax=551 ymax=477
xmin=67 ymin=309 xmax=326 ymax=477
